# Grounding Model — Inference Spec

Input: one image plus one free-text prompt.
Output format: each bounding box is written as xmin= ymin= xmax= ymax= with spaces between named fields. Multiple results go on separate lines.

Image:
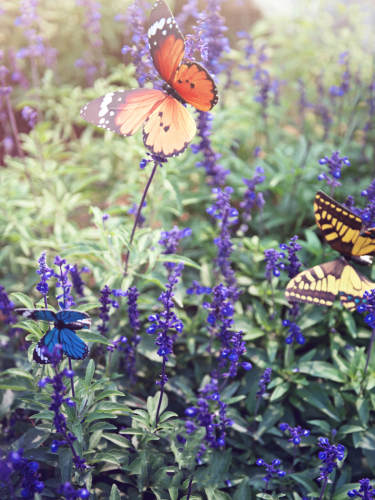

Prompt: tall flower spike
xmin=348 ymin=478 xmax=375 ymax=499
xmin=159 ymin=226 xmax=192 ymax=270
xmin=317 ymin=437 xmax=345 ymax=481
xmin=0 ymin=285 xmax=17 ymax=324
xmin=36 ymin=252 xmax=53 ymax=306
xmin=69 ymin=264 xmax=89 ymax=297
xmin=279 ymin=422 xmax=310 ymax=445
xmin=256 ymin=368 xmax=272 ymax=399
xmin=318 ymin=151 xmax=350 ymax=191
xmin=240 ymin=166 xmax=266 ymax=223
xmin=54 ymin=256 xmax=75 ymax=309
xmin=0 ymin=448 xmax=44 ymax=498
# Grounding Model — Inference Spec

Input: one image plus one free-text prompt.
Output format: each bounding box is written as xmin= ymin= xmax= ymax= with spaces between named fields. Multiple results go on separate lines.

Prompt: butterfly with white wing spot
xmin=80 ymin=0 xmax=218 ymax=158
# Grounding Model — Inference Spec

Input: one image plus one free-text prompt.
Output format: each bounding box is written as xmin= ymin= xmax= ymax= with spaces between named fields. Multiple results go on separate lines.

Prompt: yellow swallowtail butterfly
xmin=285 ymin=257 xmax=375 ymax=311
xmin=285 ymin=191 xmax=375 ymax=310
xmin=314 ymin=191 xmax=375 ymax=262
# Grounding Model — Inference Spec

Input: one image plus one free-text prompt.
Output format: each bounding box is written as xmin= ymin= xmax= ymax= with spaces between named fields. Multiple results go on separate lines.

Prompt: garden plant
xmin=1 ymin=0 xmax=375 ymax=499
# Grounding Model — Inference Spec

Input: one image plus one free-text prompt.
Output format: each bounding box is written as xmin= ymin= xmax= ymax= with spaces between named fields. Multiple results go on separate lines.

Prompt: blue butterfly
xmin=17 ymin=309 xmax=90 ymax=364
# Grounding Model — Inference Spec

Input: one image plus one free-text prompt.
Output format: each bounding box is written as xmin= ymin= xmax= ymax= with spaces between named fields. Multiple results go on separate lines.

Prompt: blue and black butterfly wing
xmin=33 ymin=327 xmax=61 ymax=364
xmin=59 ymin=328 xmax=88 ymax=360
xmin=56 ymin=310 xmax=91 ymax=330
xmin=17 ymin=309 xmax=57 ymax=322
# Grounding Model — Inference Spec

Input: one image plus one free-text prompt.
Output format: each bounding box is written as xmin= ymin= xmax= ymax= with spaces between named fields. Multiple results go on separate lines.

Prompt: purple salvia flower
xmin=75 ymin=0 xmax=104 ymax=84
xmin=35 ymin=252 xmax=53 ymax=305
xmin=21 ymin=105 xmax=37 ymax=128
xmin=348 ymin=478 xmax=375 ymax=498
xmin=98 ymin=285 xmax=121 ymax=335
xmin=128 ymin=202 xmax=146 ymax=227
xmin=256 ymin=458 xmax=286 ymax=484
xmin=317 ymin=437 xmax=345 ymax=481
xmin=256 ymin=367 xmax=272 ymax=399
xmin=147 ymin=264 xmax=184 ymax=385
xmin=121 ymin=286 xmax=141 ymax=380
xmin=159 ymin=226 xmax=192 ymax=269
xmin=59 ymin=482 xmax=90 ymax=499
xmin=207 ymin=187 xmax=238 ymax=294
xmin=282 ymin=319 xmax=305 ymax=345
xmin=0 ymin=448 xmax=44 ymax=498
xmin=186 ymin=281 xmax=212 ymax=295
xmin=279 ymin=235 xmax=302 ymax=279
xmin=0 ymin=285 xmax=17 ymax=324
xmin=119 ymin=0 xmax=157 ymax=87
xmin=240 ymin=166 xmax=266 ymax=222
xmin=54 ymin=256 xmax=75 ymax=309
xmin=127 ymin=286 xmax=140 ymax=332
xmin=69 ymin=264 xmax=89 ymax=297
xmin=264 ymin=248 xmax=286 ymax=280
xmin=40 ymin=346 xmax=87 ymax=471
xmin=318 ymin=151 xmax=350 ymax=191
xmin=279 ymin=422 xmax=310 ymax=445
xmin=360 ymin=180 xmax=375 ymax=228
xmin=330 ymin=52 xmax=350 ymax=98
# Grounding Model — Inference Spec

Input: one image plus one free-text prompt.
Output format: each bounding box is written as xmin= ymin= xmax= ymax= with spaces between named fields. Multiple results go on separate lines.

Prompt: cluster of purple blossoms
xmin=123 ymin=286 xmax=141 ymax=380
xmin=185 ymin=0 xmax=229 ymax=185
xmin=54 ymin=256 xmax=76 ymax=309
xmin=39 ymin=348 xmax=87 ymax=470
xmin=98 ymin=285 xmax=126 ymax=336
xmin=186 ymin=280 xmax=212 ymax=295
xmin=256 ymin=368 xmax=272 ymax=399
xmin=0 ymin=285 xmax=17 ymax=324
xmin=117 ymin=0 xmax=157 ymax=88
xmin=264 ymin=248 xmax=286 ymax=280
xmin=348 ymin=478 xmax=375 ymax=499
xmin=240 ymin=166 xmax=266 ymax=222
xmin=282 ymin=319 xmax=305 ymax=345
xmin=317 ymin=437 xmax=345 ymax=481
xmin=354 ymin=289 xmax=375 ymax=327
xmin=0 ymin=448 xmax=44 ymax=499
xmin=256 ymin=458 xmax=286 ymax=484
xmin=59 ymin=482 xmax=90 ymax=500
xmin=279 ymin=422 xmax=310 ymax=445
xmin=318 ymin=151 xmax=350 ymax=190
xmin=21 ymin=105 xmax=37 ymax=128
xmin=75 ymin=0 xmax=104 ymax=84
xmin=360 ymin=180 xmax=375 ymax=228
xmin=279 ymin=235 xmax=302 ymax=279
xmin=330 ymin=52 xmax=350 ymax=98
xmin=185 ymin=376 xmax=233 ymax=454
xmin=35 ymin=252 xmax=53 ymax=305
xmin=147 ymin=264 xmax=184 ymax=386
xmin=69 ymin=264 xmax=89 ymax=297
xmin=159 ymin=226 xmax=192 ymax=269
xmin=207 ymin=187 xmax=239 ymax=293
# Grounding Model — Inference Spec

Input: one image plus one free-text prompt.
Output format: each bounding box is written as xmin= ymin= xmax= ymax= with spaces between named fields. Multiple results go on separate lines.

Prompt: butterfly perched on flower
xmin=17 ymin=309 xmax=90 ymax=364
xmin=80 ymin=0 xmax=218 ymax=158
xmin=285 ymin=191 xmax=375 ymax=311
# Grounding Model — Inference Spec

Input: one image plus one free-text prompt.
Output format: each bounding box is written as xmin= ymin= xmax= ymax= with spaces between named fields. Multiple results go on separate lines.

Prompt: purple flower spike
xmin=69 ymin=264 xmax=90 ymax=297
xmin=36 ymin=252 xmax=53 ymax=303
xmin=240 ymin=166 xmax=266 ymax=222
xmin=0 ymin=285 xmax=17 ymax=324
xmin=256 ymin=368 xmax=272 ymax=399
xmin=348 ymin=478 xmax=375 ymax=498
xmin=317 ymin=151 xmax=350 ymax=190
xmin=279 ymin=235 xmax=302 ymax=279
xmin=282 ymin=319 xmax=305 ymax=345
xmin=53 ymin=256 xmax=75 ymax=309
xmin=159 ymin=226 xmax=192 ymax=269
xmin=279 ymin=422 xmax=310 ymax=445
xmin=256 ymin=457 xmax=286 ymax=484
xmin=264 ymin=248 xmax=285 ymax=280
xmin=317 ymin=437 xmax=345 ymax=481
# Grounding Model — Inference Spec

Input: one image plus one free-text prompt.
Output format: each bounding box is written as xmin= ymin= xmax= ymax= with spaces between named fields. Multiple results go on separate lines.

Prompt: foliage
xmin=1 ymin=0 xmax=375 ymax=499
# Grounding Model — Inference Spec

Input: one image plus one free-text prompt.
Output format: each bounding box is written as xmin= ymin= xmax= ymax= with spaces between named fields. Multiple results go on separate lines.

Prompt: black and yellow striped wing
xmin=285 ymin=258 xmax=375 ymax=311
xmin=314 ymin=191 xmax=375 ymax=258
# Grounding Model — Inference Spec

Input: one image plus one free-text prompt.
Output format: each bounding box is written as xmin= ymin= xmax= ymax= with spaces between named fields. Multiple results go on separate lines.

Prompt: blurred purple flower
xmin=0 ymin=448 xmax=44 ymax=498
xmin=36 ymin=252 xmax=53 ymax=306
xmin=282 ymin=319 xmax=305 ymax=345
xmin=279 ymin=235 xmax=302 ymax=279
xmin=348 ymin=478 xmax=375 ymax=498
xmin=69 ymin=265 xmax=90 ymax=297
xmin=159 ymin=226 xmax=192 ymax=270
xmin=318 ymin=151 xmax=350 ymax=191
xmin=256 ymin=367 xmax=272 ymax=399
xmin=54 ymin=256 xmax=75 ymax=309
xmin=240 ymin=166 xmax=266 ymax=222
xmin=279 ymin=422 xmax=310 ymax=445
xmin=21 ymin=106 xmax=37 ymax=128
xmin=256 ymin=457 xmax=286 ymax=484
xmin=0 ymin=285 xmax=16 ymax=324
xmin=264 ymin=248 xmax=285 ymax=280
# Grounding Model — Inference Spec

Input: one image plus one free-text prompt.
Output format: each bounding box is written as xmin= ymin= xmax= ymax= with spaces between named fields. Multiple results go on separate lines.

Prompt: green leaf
xmin=297 ymin=361 xmax=345 ymax=383
xmin=102 ymin=433 xmax=130 ymax=448
xmin=9 ymin=292 xmax=35 ymax=308
xmin=85 ymin=359 xmax=95 ymax=386
xmin=109 ymin=484 xmax=121 ymax=500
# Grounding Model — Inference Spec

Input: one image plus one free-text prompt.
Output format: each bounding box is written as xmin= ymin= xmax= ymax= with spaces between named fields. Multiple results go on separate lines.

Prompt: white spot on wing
xmin=98 ymin=92 xmax=114 ymax=118
xmin=148 ymin=17 xmax=166 ymax=37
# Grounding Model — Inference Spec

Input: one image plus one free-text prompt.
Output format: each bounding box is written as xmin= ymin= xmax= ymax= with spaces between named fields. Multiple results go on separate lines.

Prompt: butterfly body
xmin=80 ymin=0 xmax=218 ymax=157
xmin=17 ymin=309 xmax=90 ymax=364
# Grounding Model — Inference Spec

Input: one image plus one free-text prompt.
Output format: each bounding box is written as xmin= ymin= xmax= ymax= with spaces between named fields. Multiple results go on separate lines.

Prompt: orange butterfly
xmin=80 ymin=0 xmax=218 ymax=158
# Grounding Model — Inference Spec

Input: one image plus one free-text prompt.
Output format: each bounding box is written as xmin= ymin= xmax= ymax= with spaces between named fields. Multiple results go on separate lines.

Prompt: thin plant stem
xmin=186 ymin=474 xmax=194 ymax=500
xmin=4 ymin=93 xmax=24 ymax=158
xmin=364 ymin=328 xmax=375 ymax=376
xmin=68 ymin=357 xmax=75 ymax=398
xmin=318 ymin=477 xmax=328 ymax=500
xmin=124 ymin=161 xmax=158 ymax=275
xmin=155 ymin=357 xmax=166 ymax=426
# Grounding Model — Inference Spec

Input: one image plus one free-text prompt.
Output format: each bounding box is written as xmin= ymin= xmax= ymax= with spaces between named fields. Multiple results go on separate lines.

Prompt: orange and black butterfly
xmin=80 ymin=0 xmax=218 ymax=158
